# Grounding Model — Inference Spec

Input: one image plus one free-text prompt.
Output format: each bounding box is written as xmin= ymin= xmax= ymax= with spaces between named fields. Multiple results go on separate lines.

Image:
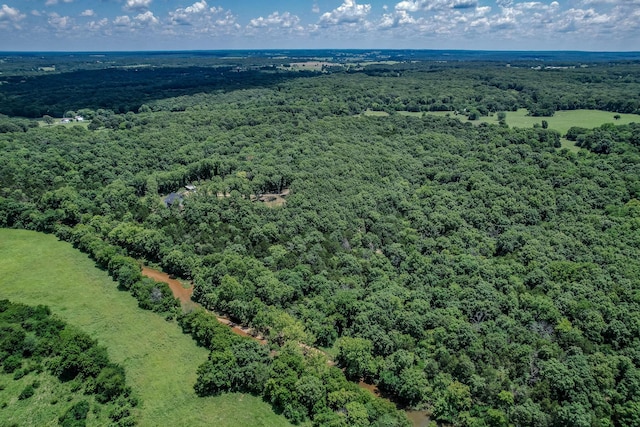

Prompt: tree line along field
xmin=1 ymin=52 xmax=640 ymax=426
xmin=0 ymin=229 xmax=291 ymax=427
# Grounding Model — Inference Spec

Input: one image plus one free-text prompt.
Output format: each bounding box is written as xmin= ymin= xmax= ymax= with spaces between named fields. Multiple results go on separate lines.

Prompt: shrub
xmin=3 ymin=355 xmax=22 ymax=373
xmin=59 ymin=400 xmax=90 ymax=427
xmin=18 ymin=384 xmax=35 ymax=400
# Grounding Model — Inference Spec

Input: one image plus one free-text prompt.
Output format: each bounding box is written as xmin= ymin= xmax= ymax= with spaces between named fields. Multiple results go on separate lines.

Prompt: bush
xmin=3 ymin=355 xmax=22 ymax=373
xmin=18 ymin=384 xmax=35 ymax=400
xmin=94 ymin=365 xmax=128 ymax=403
xmin=59 ymin=400 xmax=90 ymax=427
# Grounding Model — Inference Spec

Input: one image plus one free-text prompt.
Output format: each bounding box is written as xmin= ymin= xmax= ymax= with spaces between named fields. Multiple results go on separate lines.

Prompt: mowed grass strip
xmin=0 ymin=229 xmax=291 ymax=427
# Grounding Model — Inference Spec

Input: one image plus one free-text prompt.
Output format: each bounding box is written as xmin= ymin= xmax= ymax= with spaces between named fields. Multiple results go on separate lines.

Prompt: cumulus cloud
xmin=554 ymin=7 xmax=612 ymax=32
xmin=319 ymin=0 xmax=371 ymax=26
xmin=45 ymin=0 xmax=73 ymax=5
xmin=80 ymin=9 xmax=95 ymax=17
xmin=165 ymin=1 xmax=239 ymax=36
xmin=379 ymin=10 xmax=417 ymax=28
xmin=185 ymin=0 xmax=208 ymax=14
xmin=114 ymin=15 xmax=131 ymax=26
xmin=0 ymin=4 xmax=26 ymax=28
xmin=169 ymin=0 xmax=215 ymax=25
xmin=124 ymin=0 xmax=151 ymax=12
xmin=396 ymin=0 xmax=478 ymax=11
xmin=87 ymin=17 xmax=108 ymax=31
xmin=135 ymin=11 xmax=158 ymax=25
xmin=312 ymin=3 xmax=320 ymax=13
xmin=48 ymin=12 xmax=74 ymax=30
xmin=248 ymin=11 xmax=301 ymax=29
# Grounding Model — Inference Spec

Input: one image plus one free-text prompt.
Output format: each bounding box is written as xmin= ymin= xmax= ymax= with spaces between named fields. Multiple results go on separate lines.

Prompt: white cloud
xmin=396 ymin=0 xmax=478 ymax=11
xmin=319 ymin=0 xmax=372 ymax=26
xmin=45 ymin=0 xmax=73 ymax=5
xmin=135 ymin=11 xmax=158 ymax=25
xmin=124 ymin=0 xmax=151 ymax=12
xmin=248 ymin=11 xmax=301 ymax=29
xmin=165 ymin=2 xmax=239 ymax=36
xmin=169 ymin=0 xmax=212 ymax=26
xmin=185 ymin=0 xmax=208 ymax=14
xmin=312 ymin=3 xmax=320 ymax=13
xmin=48 ymin=12 xmax=74 ymax=30
xmin=580 ymin=0 xmax=626 ymax=4
xmin=554 ymin=7 xmax=612 ymax=32
xmin=80 ymin=9 xmax=95 ymax=17
xmin=0 ymin=4 xmax=26 ymax=28
xmin=114 ymin=15 xmax=132 ymax=26
xmin=86 ymin=17 xmax=108 ymax=31
xmin=379 ymin=10 xmax=417 ymax=28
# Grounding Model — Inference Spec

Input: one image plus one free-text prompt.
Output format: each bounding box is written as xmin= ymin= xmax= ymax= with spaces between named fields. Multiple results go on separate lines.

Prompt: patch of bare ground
xmin=250 ymin=188 xmax=290 ymax=207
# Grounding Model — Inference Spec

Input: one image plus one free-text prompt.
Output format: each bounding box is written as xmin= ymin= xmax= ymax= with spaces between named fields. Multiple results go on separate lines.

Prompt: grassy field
xmin=477 ymin=108 xmax=640 ymax=135
xmin=364 ymin=108 xmax=640 ymax=133
xmin=0 ymin=370 xmax=114 ymax=426
xmin=0 ymin=229 xmax=291 ymax=427
xmin=364 ymin=108 xmax=640 ymax=152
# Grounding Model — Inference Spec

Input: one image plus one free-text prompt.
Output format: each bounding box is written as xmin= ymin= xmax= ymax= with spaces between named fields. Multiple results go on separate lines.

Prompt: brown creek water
xmin=141 ymin=266 xmax=266 ymax=344
xmin=142 ymin=266 xmax=430 ymax=426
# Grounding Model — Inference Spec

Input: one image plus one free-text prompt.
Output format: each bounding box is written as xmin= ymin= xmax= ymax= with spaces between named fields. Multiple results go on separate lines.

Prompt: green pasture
xmin=0 ymin=229 xmax=291 ymax=427
xmin=364 ymin=108 xmax=640 ymax=134
xmin=364 ymin=108 xmax=640 ymax=152
xmin=478 ymin=108 xmax=640 ymax=135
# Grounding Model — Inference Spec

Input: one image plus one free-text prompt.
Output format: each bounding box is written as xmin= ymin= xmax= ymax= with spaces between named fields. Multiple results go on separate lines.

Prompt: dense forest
xmin=2 ymin=51 xmax=640 ymax=426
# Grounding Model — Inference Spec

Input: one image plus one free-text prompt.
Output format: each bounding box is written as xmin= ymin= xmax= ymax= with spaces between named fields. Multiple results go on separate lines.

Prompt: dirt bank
xmin=141 ymin=266 xmax=427 ymax=426
xmin=141 ymin=266 xmax=266 ymax=344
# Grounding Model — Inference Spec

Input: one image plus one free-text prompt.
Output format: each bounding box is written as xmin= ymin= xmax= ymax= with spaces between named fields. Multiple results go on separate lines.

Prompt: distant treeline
xmin=1 ymin=58 xmax=640 ymax=118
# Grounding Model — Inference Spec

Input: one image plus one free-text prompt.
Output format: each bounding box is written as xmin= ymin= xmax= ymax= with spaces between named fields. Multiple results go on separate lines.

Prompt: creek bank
xmin=141 ymin=266 xmax=266 ymax=344
xmin=142 ymin=265 xmax=430 ymax=427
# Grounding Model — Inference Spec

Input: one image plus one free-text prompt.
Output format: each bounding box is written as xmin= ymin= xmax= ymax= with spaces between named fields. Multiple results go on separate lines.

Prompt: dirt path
xmin=141 ymin=266 xmax=266 ymax=344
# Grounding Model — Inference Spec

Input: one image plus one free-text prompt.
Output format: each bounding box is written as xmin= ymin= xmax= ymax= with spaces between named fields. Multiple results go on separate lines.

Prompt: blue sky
xmin=0 ymin=0 xmax=638 ymax=51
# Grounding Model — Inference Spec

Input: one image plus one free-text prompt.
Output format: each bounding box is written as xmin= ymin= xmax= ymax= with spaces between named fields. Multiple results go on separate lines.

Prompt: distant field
xmin=365 ymin=108 xmax=640 ymax=133
xmin=478 ymin=108 xmax=640 ymax=135
xmin=36 ymin=119 xmax=89 ymax=128
xmin=364 ymin=108 xmax=640 ymax=152
xmin=277 ymin=61 xmax=332 ymax=71
xmin=0 ymin=229 xmax=291 ymax=427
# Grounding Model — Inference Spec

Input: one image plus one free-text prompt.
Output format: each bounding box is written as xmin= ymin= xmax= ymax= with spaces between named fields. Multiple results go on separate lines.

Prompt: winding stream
xmin=141 ymin=266 xmax=430 ymax=426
